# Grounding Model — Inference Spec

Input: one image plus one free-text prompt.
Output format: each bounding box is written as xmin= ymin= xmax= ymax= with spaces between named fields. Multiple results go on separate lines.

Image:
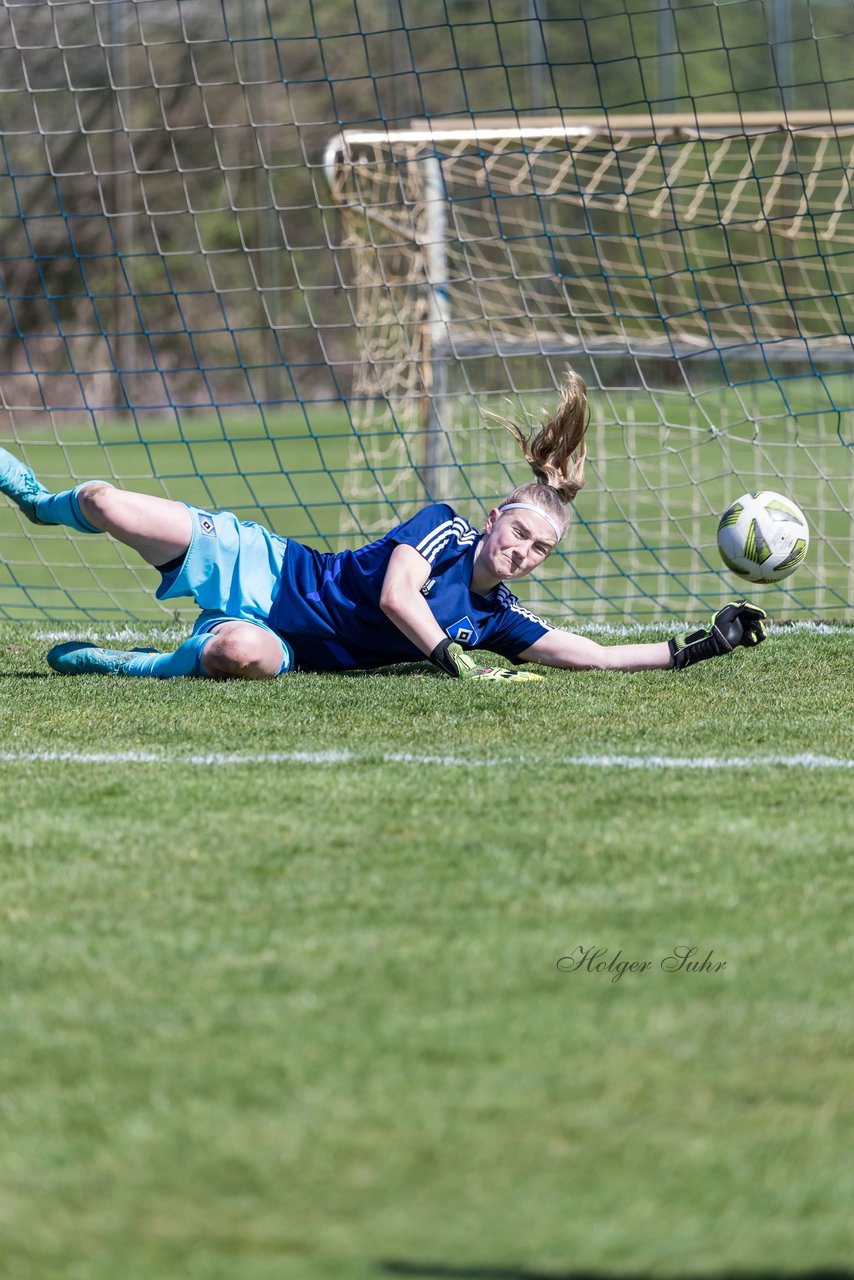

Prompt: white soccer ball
xmin=717 ymin=491 xmax=809 ymax=584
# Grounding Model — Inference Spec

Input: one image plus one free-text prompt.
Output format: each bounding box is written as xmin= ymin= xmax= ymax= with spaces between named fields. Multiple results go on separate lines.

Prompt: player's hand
xmin=668 ymin=601 xmax=768 ymax=669
xmin=429 ymin=639 xmax=543 ymax=682
xmin=712 ymin=601 xmax=767 ymax=649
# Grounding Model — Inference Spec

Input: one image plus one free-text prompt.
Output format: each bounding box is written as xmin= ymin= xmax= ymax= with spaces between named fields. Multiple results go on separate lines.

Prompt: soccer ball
xmin=717 ymin=491 xmax=809 ymax=584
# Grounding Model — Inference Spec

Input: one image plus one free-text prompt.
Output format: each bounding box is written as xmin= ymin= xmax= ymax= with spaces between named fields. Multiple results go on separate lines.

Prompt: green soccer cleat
xmin=0 ymin=446 xmax=52 ymax=523
xmin=47 ymin=641 xmax=158 ymax=676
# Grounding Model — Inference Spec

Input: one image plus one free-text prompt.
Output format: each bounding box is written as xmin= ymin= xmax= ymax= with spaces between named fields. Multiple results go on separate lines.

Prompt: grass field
xmin=0 ymin=621 xmax=852 ymax=1280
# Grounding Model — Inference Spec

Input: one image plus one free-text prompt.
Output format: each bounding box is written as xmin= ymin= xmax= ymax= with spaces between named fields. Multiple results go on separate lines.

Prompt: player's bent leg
xmin=200 ymin=621 xmax=287 ymax=681
xmin=75 ymin=483 xmax=192 ymax=566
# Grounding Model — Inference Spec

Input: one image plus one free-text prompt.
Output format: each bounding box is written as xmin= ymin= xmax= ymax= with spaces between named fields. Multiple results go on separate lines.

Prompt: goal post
xmin=324 ymin=112 xmax=854 ymax=620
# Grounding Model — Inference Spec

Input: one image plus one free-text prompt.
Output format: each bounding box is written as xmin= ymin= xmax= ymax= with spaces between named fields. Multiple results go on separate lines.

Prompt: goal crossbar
xmin=326 ymin=111 xmax=854 ymax=158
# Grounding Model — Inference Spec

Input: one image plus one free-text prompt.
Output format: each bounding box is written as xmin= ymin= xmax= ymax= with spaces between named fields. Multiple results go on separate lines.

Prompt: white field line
xmin=0 ymin=749 xmax=852 ymax=771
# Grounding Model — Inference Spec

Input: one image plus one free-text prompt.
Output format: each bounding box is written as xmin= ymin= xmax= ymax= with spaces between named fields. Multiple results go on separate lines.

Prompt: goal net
xmin=325 ymin=113 xmax=854 ymax=621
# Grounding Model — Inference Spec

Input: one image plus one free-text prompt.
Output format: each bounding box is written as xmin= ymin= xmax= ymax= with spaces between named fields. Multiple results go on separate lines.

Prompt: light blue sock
xmin=48 ymin=633 xmax=214 ymax=678
xmin=120 ymin=633 xmax=213 ymax=677
xmin=34 ymin=483 xmax=106 ymax=534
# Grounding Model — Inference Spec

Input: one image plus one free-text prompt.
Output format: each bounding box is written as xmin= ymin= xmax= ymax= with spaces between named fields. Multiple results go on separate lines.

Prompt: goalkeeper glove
xmin=429 ymin=638 xmax=543 ymax=682
xmin=668 ymin=601 xmax=768 ymax=670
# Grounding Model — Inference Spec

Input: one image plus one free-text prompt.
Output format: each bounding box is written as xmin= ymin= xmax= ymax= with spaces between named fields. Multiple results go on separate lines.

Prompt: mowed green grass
xmin=0 ymin=622 xmax=852 ymax=1280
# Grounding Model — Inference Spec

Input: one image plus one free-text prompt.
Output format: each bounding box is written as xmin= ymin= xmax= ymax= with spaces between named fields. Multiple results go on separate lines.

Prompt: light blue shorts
xmin=156 ymin=505 xmax=294 ymax=673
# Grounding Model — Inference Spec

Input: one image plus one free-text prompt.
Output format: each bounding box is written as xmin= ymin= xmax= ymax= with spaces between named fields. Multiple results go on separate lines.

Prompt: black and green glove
xmin=669 ymin=601 xmax=768 ymax=670
xmin=429 ymin=638 xmax=542 ymax=682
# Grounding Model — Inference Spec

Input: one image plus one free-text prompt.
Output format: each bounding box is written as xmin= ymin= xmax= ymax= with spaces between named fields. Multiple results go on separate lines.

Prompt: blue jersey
xmin=267 ymin=503 xmax=553 ymax=672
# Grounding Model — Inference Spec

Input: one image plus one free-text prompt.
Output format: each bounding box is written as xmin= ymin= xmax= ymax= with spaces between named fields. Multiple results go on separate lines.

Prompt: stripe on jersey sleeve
xmin=511 ymin=603 xmax=554 ymax=631
xmin=497 ymin=584 xmax=554 ymax=633
xmin=416 ymin=517 xmax=477 ymax=565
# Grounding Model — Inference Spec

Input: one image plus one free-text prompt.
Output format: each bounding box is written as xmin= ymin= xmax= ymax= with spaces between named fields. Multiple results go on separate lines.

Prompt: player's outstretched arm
xmin=519 ymin=629 xmax=672 ymax=671
xmin=519 ymin=602 xmax=767 ymax=672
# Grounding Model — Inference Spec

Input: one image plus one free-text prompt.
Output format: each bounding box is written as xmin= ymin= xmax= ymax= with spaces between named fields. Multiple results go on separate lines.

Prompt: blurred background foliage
xmin=2 ymin=0 xmax=850 ymax=416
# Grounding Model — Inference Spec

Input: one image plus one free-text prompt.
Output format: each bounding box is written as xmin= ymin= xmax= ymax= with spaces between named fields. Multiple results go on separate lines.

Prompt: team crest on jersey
xmin=448 ymin=616 xmax=478 ymax=645
xmin=198 ymin=513 xmax=217 ymax=537
xmin=421 ymin=578 xmax=436 ymax=596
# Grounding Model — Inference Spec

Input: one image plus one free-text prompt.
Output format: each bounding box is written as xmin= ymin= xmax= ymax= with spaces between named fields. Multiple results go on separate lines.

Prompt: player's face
xmin=479 ymin=507 xmax=558 ymax=582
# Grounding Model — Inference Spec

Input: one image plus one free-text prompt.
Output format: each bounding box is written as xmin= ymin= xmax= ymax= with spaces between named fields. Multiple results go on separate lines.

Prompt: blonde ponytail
xmin=502 ymin=369 xmax=589 ymax=504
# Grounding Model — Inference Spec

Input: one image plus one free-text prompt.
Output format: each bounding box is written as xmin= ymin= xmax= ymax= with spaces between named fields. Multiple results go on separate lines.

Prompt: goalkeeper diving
xmin=0 ymin=371 xmax=766 ymax=682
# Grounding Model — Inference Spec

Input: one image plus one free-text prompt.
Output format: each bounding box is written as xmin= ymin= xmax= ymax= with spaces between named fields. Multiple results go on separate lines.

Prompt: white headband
xmin=498 ymin=502 xmax=564 ymax=541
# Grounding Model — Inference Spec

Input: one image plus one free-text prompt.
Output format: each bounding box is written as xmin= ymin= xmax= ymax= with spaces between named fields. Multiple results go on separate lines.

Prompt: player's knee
xmin=76 ymin=481 xmax=119 ymax=527
xmin=201 ymin=625 xmax=283 ymax=680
